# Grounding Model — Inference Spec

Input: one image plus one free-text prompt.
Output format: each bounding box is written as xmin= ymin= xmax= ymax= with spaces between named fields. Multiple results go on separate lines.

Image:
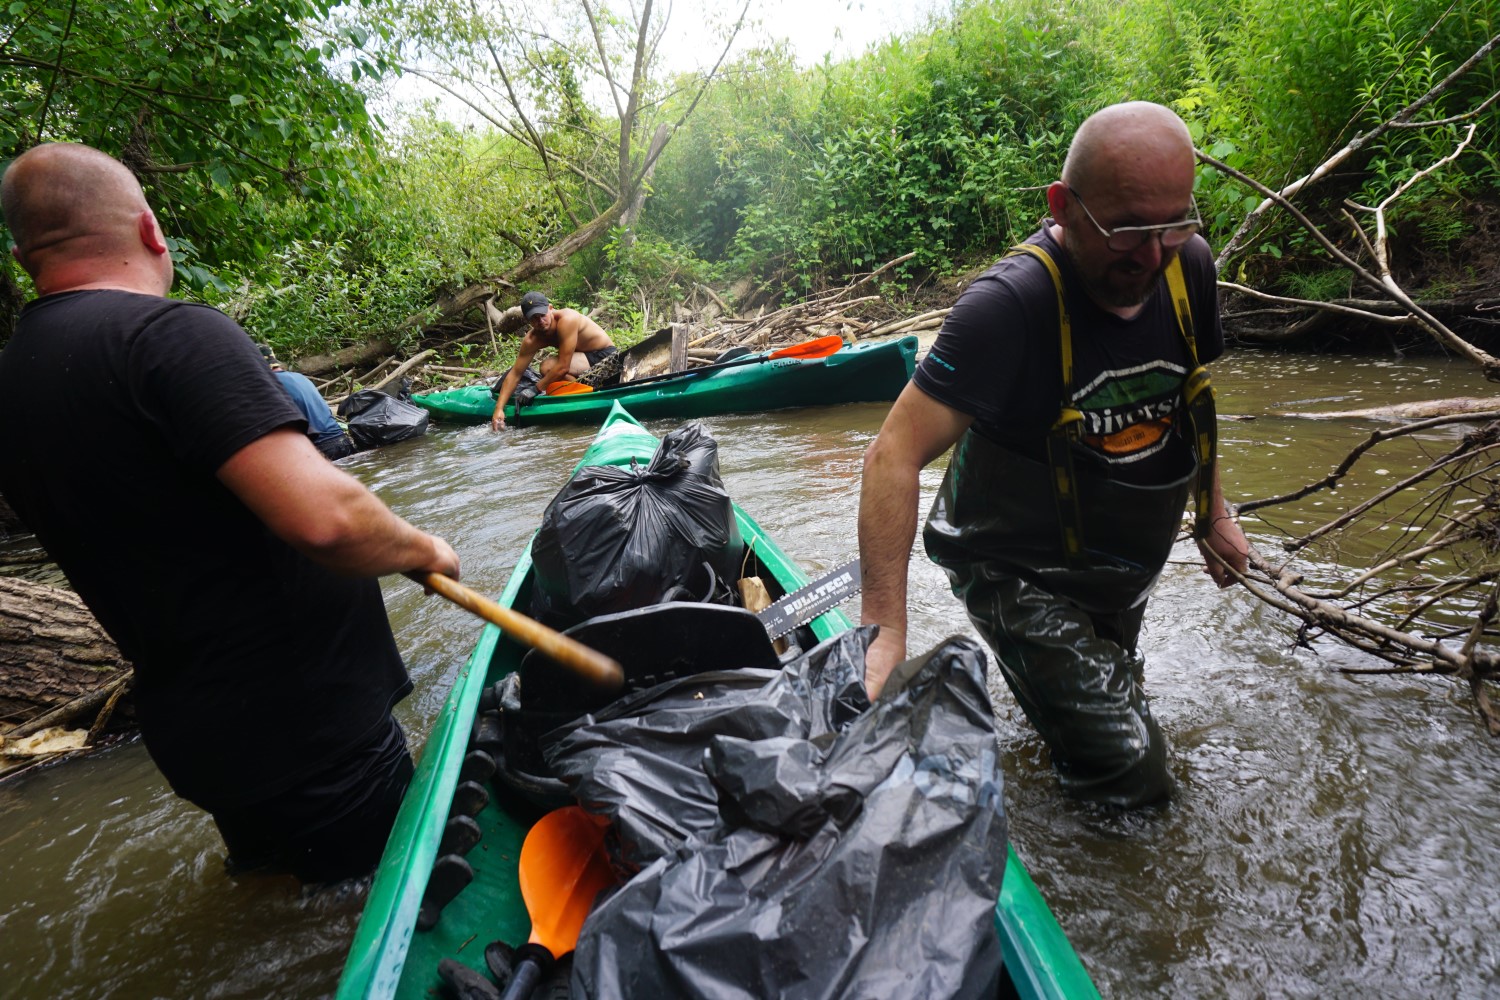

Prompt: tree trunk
xmin=0 ymin=576 xmax=132 ymax=730
xmin=619 ymin=124 xmax=671 ymax=250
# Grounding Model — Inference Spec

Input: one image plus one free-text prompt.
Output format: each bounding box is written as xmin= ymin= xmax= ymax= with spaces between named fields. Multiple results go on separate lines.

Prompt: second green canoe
xmin=412 ymin=335 xmax=918 ymax=426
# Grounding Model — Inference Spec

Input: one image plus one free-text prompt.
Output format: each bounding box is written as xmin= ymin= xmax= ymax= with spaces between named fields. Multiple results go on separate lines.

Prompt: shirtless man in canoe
xmin=490 ymin=291 xmax=617 ymax=430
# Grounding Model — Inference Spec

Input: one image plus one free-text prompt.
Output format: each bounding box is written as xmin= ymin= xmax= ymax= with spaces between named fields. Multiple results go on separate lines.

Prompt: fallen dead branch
xmin=1201 ymin=39 xmax=1500 ymax=732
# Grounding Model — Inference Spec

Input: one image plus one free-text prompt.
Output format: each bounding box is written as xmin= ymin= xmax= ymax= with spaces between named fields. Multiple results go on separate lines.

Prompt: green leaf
xmin=228 ymin=94 xmax=247 ymax=107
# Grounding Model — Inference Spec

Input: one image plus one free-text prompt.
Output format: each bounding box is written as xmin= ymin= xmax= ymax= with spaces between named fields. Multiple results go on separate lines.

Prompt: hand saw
xmin=755 ymin=558 xmax=861 ymax=640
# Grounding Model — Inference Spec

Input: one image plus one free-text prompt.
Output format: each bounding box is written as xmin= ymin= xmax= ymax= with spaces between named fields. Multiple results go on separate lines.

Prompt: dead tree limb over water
xmin=1201 ymin=36 xmax=1500 ymax=730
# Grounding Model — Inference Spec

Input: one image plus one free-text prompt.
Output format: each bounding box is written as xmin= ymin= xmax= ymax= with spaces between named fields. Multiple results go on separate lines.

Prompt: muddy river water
xmin=2 ymin=347 xmax=1498 ymax=998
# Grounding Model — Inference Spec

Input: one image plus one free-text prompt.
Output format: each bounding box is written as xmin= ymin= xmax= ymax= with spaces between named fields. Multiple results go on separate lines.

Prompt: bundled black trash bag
xmin=544 ymin=628 xmax=1008 ymax=1000
xmin=529 ymin=422 xmax=742 ymax=629
xmin=494 ymin=366 xmax=541 ymax=407
xmin=337 ymin=388 xmax=429 ymax=450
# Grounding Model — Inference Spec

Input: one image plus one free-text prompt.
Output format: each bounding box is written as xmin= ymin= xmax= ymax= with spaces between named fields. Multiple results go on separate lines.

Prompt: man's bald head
xmin=1045 ymin=102 xmax=1199 ymax=313
xmin=2 ymin=143 xmax=172 ymax=296
xmin=1060 ymin=101 xmax=1195 ymax=195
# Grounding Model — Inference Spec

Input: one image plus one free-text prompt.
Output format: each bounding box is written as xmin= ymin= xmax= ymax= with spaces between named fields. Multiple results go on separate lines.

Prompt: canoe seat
xmin=520 ymin=601 xmax=779 ymax=710
xmin=496 ymin=602 xmax=781 ymax=800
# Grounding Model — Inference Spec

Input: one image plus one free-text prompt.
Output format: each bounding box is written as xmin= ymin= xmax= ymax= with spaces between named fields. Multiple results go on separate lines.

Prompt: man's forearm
xmin=491 ymin=369 xmax=521 ymax=418
xmin=298 ymin=476 xmax=448 ymax=577
xmin=539 ymin=348 xmax=574 ymax=391
xmin=858 ymin=439 xmax=923 ymax=638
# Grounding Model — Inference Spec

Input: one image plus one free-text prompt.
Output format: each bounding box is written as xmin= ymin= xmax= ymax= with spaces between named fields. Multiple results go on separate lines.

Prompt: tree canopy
xmin=1 ymin=0 xmax=390 ymax=280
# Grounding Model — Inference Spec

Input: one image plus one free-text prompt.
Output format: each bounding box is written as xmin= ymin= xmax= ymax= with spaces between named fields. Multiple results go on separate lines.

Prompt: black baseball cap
xmin=520 ymin=291 xmax=550 ymax=318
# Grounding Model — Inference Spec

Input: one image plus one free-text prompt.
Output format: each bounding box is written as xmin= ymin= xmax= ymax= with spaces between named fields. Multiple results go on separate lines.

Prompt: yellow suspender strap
xmin=1006 ymin=245 xmax=1219 ymax=557
xmin=1007 ymin=243 xmax=1086 ymax=564
xmin=1165 ymin=256 xmax=1220 ymax=538
xmin=1164 ymin=256 xmax=1196 ymax=361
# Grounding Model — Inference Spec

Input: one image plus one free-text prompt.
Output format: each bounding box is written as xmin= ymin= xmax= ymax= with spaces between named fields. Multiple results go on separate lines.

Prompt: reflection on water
xmin=3 ymin=348 xmax=1499 ymax=997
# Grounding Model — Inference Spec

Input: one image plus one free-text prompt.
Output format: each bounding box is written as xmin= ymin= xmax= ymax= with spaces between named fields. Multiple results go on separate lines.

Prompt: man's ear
xmin=1045 ymin=182 xmax=1070 ymax=225
xmin=137 ymin=210 xmax=169 ymax=255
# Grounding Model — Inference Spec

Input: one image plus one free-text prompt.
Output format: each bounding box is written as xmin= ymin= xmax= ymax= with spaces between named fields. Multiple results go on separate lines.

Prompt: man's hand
xmin=420 ymin=535 xmax=462 ymax=584
xmin=864 ymin=626 xmax=907 ymax=699
xmin=490 ymin=411 xmax=506 ymax=432
xmin=1197 ymin=516 xmax=1249 ymax=588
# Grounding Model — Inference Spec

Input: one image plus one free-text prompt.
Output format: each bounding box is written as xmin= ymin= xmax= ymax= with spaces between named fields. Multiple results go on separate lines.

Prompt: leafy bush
xmin=643 ymin=0 xmax=1498 ymax=296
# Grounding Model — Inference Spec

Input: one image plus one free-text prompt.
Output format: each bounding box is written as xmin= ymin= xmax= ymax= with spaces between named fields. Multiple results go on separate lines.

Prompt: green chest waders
xmin=919 ymin=245 xmax=1217 ymax=807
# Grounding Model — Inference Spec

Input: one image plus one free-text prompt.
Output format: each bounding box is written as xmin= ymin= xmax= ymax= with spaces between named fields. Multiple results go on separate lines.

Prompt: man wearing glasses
xmin=858 ymin=101 xmax=1248 ymax=807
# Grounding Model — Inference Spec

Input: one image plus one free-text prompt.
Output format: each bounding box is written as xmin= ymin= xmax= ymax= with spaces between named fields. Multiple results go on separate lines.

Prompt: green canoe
xmin=337 ymin=401 xmax=1098 ymax=1000
xmin=411 ymin=335 xmax=918 ymax=426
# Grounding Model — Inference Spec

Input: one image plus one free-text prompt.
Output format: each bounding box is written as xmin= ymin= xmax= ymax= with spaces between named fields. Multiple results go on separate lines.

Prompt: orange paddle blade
xmin=545 ymin=381 xmax=594 ymax=396
xmin=768 ymin=334 xmax=845 ymax=360
xmin=517 ymin=807 xmax=617 ymax=956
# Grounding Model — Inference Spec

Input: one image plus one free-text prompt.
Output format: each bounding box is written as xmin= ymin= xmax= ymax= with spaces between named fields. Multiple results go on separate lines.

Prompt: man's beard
xmin=1066 ymin=246 xmax=1170 ymax=310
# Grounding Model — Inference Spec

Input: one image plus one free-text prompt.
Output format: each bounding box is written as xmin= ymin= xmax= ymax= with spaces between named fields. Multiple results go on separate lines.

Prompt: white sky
xmin=378 ymin=0 xmax=948 ymax=125
xmin=722 ymin=0 xmax=945 ymax=66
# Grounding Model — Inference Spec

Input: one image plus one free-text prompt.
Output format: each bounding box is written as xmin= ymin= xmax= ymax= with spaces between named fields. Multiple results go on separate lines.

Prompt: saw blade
xmin=756 ymin=558 xmax=861 ymax=640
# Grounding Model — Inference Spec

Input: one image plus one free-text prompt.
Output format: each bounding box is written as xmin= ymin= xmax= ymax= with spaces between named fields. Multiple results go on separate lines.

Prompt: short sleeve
xmin=912 ymin=257 xmax=1055 ymax=430
xmin=127 ymin=303 xmax=305 ymax=471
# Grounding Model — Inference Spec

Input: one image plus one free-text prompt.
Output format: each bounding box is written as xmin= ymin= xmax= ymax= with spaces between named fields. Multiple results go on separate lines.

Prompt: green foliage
xmin=1279 ymin=266 xmax=1352 ymax=302
xmin=551 ymin=226 xmax=714 ymax=341
xmin=208 ymin=115 xmax=540 ymax=358
xmin=0 ymin=0 xmax=392 ymax=270
xmin=650 ymin=3 xmax=1109 ymax=292
xmin=216 ymin=235 xmax=439 ymax=357
xmin=8 ymin=0 xmax=1495 ymax=352
xmin=1415 ymin=203 xmax=1470 ymax=250
xmin=644 ymin=0 xmax=1499 ymax=294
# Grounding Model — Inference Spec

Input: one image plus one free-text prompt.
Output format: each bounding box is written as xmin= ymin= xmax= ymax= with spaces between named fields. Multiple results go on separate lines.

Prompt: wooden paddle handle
xmin=407 ymin=571 xmax=624 ymax=690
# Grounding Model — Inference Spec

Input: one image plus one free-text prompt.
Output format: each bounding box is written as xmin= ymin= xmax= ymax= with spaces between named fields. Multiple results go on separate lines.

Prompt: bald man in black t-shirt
xmin=858 ymin=103 xmax=1248 ymax=807
xmin=0 ymin=143 xmax=460 ymax=882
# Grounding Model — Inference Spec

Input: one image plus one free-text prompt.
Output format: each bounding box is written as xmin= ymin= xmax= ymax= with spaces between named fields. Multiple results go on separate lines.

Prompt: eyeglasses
xmin=1068 ymin=187 xmax=1202 ymax=253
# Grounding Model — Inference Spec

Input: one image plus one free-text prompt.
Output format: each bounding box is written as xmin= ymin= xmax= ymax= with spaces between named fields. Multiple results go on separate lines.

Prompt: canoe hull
xmin=412 ymin=336 xmax=918 ymax=426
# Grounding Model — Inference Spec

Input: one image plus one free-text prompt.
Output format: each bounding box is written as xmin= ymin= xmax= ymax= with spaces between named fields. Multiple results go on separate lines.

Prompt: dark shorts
xmin=211 ymin=715 xmax=413 ymax=884
xmin=584 ymin=345 xmax=619 ymax=367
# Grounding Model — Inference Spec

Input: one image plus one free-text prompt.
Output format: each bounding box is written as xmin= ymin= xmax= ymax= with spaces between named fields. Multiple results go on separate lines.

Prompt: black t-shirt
xmin=914 ymin=226 xmax=1223 ymax=484
xmin=0 ymin=291 xmax=411 ymax=809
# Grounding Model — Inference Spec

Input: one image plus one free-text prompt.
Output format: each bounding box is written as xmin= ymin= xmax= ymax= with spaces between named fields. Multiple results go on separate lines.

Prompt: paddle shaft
xmin=406 ymin=572 xmax=624 ymax=690
xmin=498 ymin=957 xmax=544 ymax=1000
xmin=603 ymin=334 xmax=844 ymax=391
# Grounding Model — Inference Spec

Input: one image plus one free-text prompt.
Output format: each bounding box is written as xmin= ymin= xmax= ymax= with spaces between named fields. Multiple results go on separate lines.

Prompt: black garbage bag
xmin=545 ymin=629 xmax=1008 ymax=1000
xmin=337 ymin=389 xmax=429 ymax=450
xmin=529 ymin=422 xmax=742 ymax=629
xmin=544 ymin=626 xmax=871 ymax=872
xmin=493 ymin=602 xmax=785 ymax=803
xmin=494 ymin=366 xmax=541 ymax=407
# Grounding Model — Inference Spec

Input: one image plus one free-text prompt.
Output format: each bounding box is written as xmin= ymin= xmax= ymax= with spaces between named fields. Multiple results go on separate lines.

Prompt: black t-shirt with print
xmin=0 ymin=291 xmax=411 ymax=809
xmin=913 ymin=226 xmax=1222 ymax=484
